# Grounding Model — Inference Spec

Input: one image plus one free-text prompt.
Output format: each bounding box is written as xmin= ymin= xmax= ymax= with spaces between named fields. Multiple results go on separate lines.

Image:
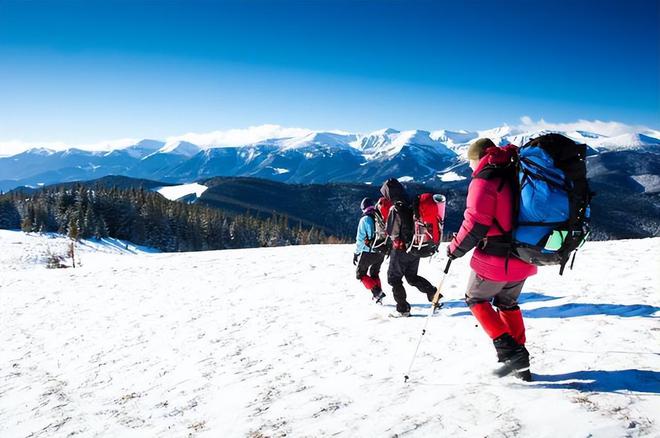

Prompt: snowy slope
xmin=439 ymin=171 xmax=467 ymax=182
xmin=278 ymin=131 xmax=357 ymax=151
xmin=0 ymin=230 xmax=157 ymax=269
xmin=150 ymin=140 xmax=202 ymax=158
xmin=117 ymin=139 xmax=166 ymax=159
xmin=436 ymin=124 xmax=660 ymax=157
xmin=431 ymin=129 xmax=478 ymax=146
xmin=1 ymin=233 xmax=659 ymax=437
xmin=156 ymin=183 xmax=208 ymax=201
xmin=589 ymin=133 xmax=660 ymax=152
xmin=357 ymin=129 xmax=454 ymax=160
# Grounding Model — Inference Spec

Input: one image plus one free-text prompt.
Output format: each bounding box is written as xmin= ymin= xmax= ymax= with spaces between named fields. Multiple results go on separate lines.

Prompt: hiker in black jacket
xmin=380 ymin=179 xmax=437 ymax=317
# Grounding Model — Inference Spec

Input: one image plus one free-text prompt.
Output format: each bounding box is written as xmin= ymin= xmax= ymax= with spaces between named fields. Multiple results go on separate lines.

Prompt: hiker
xmin=353 ymin=197 xmax=387 ymax=303
xmin=447 ymin=138 xmax=537 ymax=380
xmin=380 ymin=179 xmax=437 ymax=317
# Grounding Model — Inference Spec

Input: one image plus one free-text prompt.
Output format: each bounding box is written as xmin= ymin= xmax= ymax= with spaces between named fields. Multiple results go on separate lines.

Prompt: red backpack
xmin=377 ymin=197 xmax=393 ymax=222
xmin=409 ymin=193 xmax=447 ymax=257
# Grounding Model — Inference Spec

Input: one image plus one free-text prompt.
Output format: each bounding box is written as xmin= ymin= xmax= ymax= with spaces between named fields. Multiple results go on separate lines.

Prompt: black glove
xmin=353 ymin=253 xmax=359 ymax=265
xmin=446 ymin=246 xmax=458 ymax=260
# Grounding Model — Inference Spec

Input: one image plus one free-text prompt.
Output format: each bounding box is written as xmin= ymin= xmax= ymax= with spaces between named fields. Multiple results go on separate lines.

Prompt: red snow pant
xmin=465 ymin=270 xmax=527 ymax=345
xmin=356 ymin=252 xmax=384 ymax=292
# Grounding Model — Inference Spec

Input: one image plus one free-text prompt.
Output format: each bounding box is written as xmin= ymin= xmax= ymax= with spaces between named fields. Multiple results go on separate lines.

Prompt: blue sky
xmin=0 ymin=0 xmax=658 ymax=146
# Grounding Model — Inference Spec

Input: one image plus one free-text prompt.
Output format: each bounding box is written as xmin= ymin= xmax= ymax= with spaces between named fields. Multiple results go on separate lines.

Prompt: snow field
xmin=0 ymin=231 xmax=659 ymax=437
xmin=156 ymin=183 xmax=209 ymax=201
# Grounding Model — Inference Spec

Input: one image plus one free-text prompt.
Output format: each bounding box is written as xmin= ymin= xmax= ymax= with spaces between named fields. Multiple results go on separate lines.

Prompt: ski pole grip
xmin=444 ymin=259 xmax=452 ymax=274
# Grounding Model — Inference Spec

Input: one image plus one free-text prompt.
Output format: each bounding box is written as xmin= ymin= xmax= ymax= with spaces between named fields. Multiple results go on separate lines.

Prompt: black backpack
xmin=380 ymin=178 xmax=446 ymax=258
xmin=380 ymin=178 xmax=415 ymax=244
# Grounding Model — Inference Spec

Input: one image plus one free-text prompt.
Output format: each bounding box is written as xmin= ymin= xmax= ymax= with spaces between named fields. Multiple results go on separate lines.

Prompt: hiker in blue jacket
xmin=354 ymin=198 xmax=386 ymax=303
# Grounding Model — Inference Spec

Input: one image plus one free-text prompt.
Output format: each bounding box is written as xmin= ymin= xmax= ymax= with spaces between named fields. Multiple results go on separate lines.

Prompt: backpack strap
xmin=491 ymin=217 xmax=507 ymax=235
xmin=412 ymin=194 xmax=421 ymax=220
xmin=475 ymin=167 xmax=518 ymax=274
xmin=363 ymin=211 xmax=377 ymax=244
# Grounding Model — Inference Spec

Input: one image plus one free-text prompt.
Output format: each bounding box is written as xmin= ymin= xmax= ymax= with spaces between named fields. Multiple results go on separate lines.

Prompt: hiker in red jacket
xmin=447 ymin=138 xmax=537 ymax=381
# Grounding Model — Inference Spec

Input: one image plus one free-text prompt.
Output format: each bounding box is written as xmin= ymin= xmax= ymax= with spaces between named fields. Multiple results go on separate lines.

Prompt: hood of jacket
xmin=380 ymin=178 xmax=410 ymax=204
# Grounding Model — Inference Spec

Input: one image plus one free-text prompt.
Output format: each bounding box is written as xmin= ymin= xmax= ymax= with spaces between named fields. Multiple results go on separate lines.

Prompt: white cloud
xmin=0 ymin=140 xmax=64 ymax=157
xmin=520 ymin=115 xmax=534 ymax=126
xmin=0 ymin=138 xmax=139 ymax=157
xmin=518 ymin=116 xmax=653 ymax=137
xmin=165 ymin=124 xmax=314 ymax=147
xmin=76 ymin=138 xmax=141 ymax=152
xmin=0 ymin=125 xmax=314 ymax=156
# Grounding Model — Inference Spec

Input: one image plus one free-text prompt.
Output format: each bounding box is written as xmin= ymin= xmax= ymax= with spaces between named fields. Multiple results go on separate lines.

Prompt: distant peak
xmin=393 ymin=130 xmax=441 ymax=147
xmin=25 ymin=147 xmax=56 ymax=155
xmin=431 ymin=129 xmax=478 ymax=145
xmin=369 ymin=128 xmax=400 ymax=136
xmin=155 ymin=140 xmax=202 ymax=157
xmin=279 ymin=131 xmax=357 ymax=149
xmin=135 ymin=139 xmax=166 ymax=149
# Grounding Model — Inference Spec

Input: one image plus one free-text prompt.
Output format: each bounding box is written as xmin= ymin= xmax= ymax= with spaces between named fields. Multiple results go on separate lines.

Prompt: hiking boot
xmin=372 ymin=290 xmax=386 ymax=305
xmin=426 ymin=287 xmax=441 ymax=303
xmin=515 ymin=369 xmax=533 ymax=382
xmin=492 ymin=333 xmax=530 ymax=378
xmin=389 ymin=311 xmax=411 ymax=318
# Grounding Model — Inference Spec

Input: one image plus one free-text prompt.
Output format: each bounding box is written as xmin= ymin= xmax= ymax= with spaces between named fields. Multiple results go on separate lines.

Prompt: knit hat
xmin=360 ymin=197 xmax=375 ymax=212
xmin=467 ymin=138 xmax=496 ymax=161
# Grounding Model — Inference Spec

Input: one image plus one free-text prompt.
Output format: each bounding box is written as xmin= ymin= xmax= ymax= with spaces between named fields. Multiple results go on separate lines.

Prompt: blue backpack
xmin=479 ymin=134 xmax=592 ymax=274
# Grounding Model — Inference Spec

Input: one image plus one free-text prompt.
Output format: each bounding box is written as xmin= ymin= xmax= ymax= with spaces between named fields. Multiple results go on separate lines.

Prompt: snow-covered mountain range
xmin=1 ymin=122 xmax=659 ymax=191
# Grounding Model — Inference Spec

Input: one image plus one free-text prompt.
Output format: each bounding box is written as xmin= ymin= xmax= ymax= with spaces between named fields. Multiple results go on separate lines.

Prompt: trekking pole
xmin=403 ymin=258 xmax=452 ymax=383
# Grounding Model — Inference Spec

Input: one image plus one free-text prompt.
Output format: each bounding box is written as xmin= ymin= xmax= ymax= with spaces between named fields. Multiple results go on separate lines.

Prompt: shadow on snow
xmin=518 ymin=292 xmax=562 ymax=304
xmin=523 ymin=303 xmax=659 ymax=318
xmin=531 ymin=369 xmax=660 ymax=394
xmin=386 ymin=292 xmax=563 ymax=312
xmin=445 ymin=291 xmax=659 ymax=318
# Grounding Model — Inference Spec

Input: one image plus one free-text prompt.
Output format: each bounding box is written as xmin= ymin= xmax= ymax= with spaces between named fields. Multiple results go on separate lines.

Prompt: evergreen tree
xmin=0 ymin=199 xmax=20 ymax=229
xmin=0 ymin=183 xmax=344 ymax=251
xmin=21 ymin=204 xmax=35 ymax=232
xmin=68 ymin=219 xmax=80 ymax=241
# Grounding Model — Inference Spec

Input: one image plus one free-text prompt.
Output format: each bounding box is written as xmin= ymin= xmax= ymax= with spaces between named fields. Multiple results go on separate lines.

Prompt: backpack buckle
xmin=478 ymin=238 xmax=489 ymax=250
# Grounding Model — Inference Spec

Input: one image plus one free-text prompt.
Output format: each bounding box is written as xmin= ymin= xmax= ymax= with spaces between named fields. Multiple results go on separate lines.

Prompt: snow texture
xmin=357 ymin=129 xmax=454 ymax=161
xmin=631 ymin=174 xmax=660 ymax=193
xmin=151 ymin=141 xmax=202 ymax=158
xmin=117 ymin=140 xmax=165 ymax=159
xmin=1 ymin=231 xmax=659 ymax=437
xmin=0 ymin=231 xmax=157 ymax=269
xmin=279 ymin=132 xmax=357 ymax=151
xmin=156 ymin=183 xmax=209 ymax=201
xmin=439 ymin=171 xmax=467 ymax=182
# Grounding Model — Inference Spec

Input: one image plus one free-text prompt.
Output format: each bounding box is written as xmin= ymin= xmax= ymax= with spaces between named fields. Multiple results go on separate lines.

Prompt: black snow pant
xmin=387 ymin=250 xmax=436 ymax=313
